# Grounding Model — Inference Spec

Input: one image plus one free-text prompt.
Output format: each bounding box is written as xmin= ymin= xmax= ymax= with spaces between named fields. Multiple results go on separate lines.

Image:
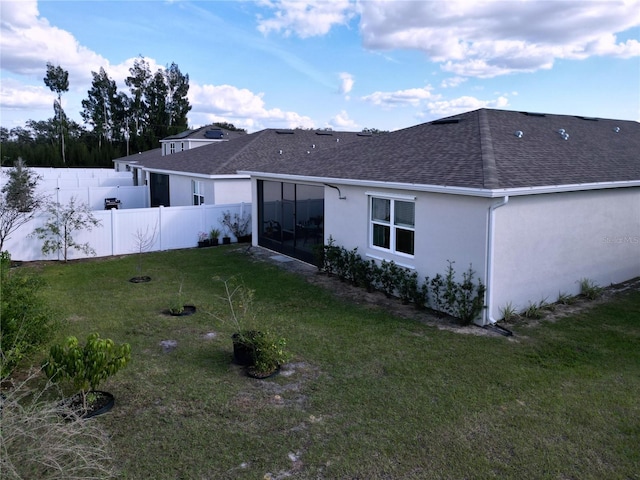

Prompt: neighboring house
xmin=240 ymin=108 xmax=640 ymax=325
xmin=134 ymin=129 xmax=374 ymax=208
xmin=113 ymin=125 xmax=246 ymax=188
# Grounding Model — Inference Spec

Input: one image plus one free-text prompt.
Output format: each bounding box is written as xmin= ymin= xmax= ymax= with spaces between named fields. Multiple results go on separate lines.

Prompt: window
xmin=192 ymin=180 xmax=204 ymax=205
xmin=370 ymin=196 xmax=415 ymax=255
xmin=169 ymin=143 xmax=176 ymax=154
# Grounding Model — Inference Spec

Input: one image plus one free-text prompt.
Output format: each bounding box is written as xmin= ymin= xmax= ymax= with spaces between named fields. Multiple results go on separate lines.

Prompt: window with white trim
xmin=192 ymin=180 xmax=205 ymax=205
xmin=370 ymin=196 xmax=415 ymax=255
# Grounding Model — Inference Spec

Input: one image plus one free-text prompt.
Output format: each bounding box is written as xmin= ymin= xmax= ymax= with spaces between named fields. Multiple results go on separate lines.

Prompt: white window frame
xmin=192 ymin=180 xmax=205 ymax=205
xmin=368 ymin=194 xmax=416 ymax=257
xmin=169 ymin=142 xmax=176 ymax=154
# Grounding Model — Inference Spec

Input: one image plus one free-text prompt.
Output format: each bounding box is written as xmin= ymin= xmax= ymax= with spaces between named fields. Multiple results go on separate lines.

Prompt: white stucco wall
xmin=324 ymin=184 xmax=490 ymax=286
xmin=213 ymin=178 xmax=252 ymax=205
xmin=165 ymin=175 xmax=250 ymax=207
xmin=491 ymin=187 xmax=640 ymax=318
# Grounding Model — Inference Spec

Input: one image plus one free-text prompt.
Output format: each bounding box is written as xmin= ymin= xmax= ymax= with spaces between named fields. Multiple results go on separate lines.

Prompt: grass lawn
xmin=20 ymin=246 xmax=640 ymax=479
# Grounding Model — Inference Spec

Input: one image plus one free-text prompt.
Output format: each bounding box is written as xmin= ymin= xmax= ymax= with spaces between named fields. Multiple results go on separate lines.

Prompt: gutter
xmin=484 ymin=195 xmax=509 ymax=325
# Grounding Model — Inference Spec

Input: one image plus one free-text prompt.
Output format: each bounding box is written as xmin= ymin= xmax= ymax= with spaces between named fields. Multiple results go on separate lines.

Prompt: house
xmin=240 ymin=109 xmax=640 ymax=325
xmin=128 ymin=128 xmax=374 ymax=208
xmin=113 ymin=125 xmax=246 ymax=187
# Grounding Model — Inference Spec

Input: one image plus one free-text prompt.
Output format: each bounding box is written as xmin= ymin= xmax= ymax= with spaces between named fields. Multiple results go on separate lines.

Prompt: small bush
xmin=500 ymin=302 xmax=518 ymax=322
xmin=1 ymin=251 xmax=57 ymax=378
xmin=579 ymin=278 xmax=603 ymax=300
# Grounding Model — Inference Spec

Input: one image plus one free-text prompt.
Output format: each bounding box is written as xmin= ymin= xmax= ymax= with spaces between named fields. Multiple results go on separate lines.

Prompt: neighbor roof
xmin=161 ymin=125 xmax=246 ymax=142
xmin=141 ymin=129 xmax=374 ymax=176
xmin=112 ymin=148 xmax=162 ymax=165
xmin=242 ymin=109 xmax=640 ymax=190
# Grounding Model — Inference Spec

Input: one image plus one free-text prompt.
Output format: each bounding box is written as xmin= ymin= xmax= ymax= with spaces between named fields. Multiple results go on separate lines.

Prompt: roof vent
xmin=315 ymin=131 xmax=333 ymax=136
xmin=521 ymin=112 xmax=546 ymax=117
xmin=279 ymin=150 xmax=283 ymax=155
xmin=312 ymin=144 xmax=316 ymax=149
xmin=557 ymin=129 xmax=565 ymax=135
xmin=336 ymin=138 xmax=340 ymax=142
xmin=557 ymin=129 xmax=569 ymax=140
xmin=276 ymin=130 xmax=294 ymax=134
xmin=514 ymin=130 xmax=523 ymax=138
xmin=613 ymin=126 xmax=621 ymax=133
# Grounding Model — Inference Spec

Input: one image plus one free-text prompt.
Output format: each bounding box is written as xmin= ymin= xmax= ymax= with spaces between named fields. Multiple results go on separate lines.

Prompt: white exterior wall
xmin=213 ymin=178 xmax=252 ymax=205
xmin=324 ymin=184 xmax=490 ymax=286
xmin=491 ymin=187 xmax=640 ymax=318
xmin=166 ymin=175 xmax=251 ymax=207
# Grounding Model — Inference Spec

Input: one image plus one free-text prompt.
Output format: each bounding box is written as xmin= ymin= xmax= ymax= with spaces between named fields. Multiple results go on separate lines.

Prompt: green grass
xmin=18 ymin=247 xmax=640 ymax=479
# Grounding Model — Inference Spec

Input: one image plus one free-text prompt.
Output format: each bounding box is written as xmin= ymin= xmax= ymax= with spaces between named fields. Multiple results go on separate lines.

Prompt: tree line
xmin=1 ymin=56 xmax=191 ymax=168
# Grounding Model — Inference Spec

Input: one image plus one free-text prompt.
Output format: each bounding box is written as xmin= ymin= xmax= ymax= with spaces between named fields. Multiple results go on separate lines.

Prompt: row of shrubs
xmin=314 ymin=238 xmax=486 ymax=325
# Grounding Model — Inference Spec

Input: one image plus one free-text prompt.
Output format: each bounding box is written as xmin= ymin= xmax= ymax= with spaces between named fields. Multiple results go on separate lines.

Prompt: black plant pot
xmin=129 ymin=276 xmax=151 ymax=283
xmin=168 ymin=305 xmax=196 ymax=316
xmin=210 ymin=238 xmax=219 ymax=246
xmin=246 ymin=365 xmax=280 ymax=379
xmin=222 ymin=237 xmax=231 ymax=245
xmin=59 ymin=390 xmax=115 ymax=419
xmin=231 ymin=331 xmax=260 ymax=366
xmin=198 ymin=240 xmax=210 ymax=248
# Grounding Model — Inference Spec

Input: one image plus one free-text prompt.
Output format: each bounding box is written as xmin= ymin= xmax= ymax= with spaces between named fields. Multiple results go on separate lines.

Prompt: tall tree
xmin=0 ymin=158 xmax=42 ymax=252
xmin=147 ymin=69 xmax=169 ymax=140
xmin=81 ymin=68 xmax=126 ymax=149
xmin=125 ymin=56 xmax=151 ymax=137
xmin=43 ymin=63 xmax=69 ymax=164
xmin=165 ymin=62 xmax=191 ymax=129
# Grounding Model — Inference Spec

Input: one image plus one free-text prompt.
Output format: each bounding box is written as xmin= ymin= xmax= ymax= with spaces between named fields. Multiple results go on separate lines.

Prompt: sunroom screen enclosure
xmin=258 ymin=180 xmax=324 ymax=264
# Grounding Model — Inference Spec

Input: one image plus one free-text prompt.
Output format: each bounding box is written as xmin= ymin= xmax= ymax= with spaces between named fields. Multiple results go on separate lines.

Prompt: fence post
xmin=158 ymin=206 xmax=163 ymax=251
xmin=111 ymin=208 xmax=116 ymax=256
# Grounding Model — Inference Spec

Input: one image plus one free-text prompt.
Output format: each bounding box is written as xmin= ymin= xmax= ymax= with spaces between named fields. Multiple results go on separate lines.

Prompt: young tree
xmin=44 ymin=63 xmax=70 ymax=164
xmin=0 ymin=158 xmax=42 ymax=252
xmin=32 ymin=197 xmax=102 ymax=262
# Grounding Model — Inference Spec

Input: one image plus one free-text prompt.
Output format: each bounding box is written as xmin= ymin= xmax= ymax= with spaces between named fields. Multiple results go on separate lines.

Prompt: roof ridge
xmin=478 ymin=109 xmax=499 ymax=189
xmin=217 ymin=130 xmax=266 ymax=172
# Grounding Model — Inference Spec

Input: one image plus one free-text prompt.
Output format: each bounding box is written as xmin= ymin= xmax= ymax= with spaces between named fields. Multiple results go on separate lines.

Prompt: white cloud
xmin=0 ymin=0 xmax=107 ymax=82
xmin=358 ymin=0 xmax=640 ymax=77
xmin=440 ymin=76 xmax=467 ymax=88
xmin=257 ymin=0 xmax=356 ymax=37
xmin=425 ymin=95 xmax=509 ymax=117
xmin=328 ymin=110 xmax=359 ymax=130
xmin=362 ymin=85 xmax=436 ymax=107
xmin=338 ymin=72 xmax=354 ymax=95
xmin=188 ymin=82 xmax=314 ymax=132
xmin=0 ymin=79 xmax=53 ymax=110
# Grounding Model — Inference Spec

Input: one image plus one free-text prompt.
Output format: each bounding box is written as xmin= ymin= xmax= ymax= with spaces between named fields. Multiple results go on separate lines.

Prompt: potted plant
xmin=42 ymin=333 xmax=131 ymax=418
xmin=212 ymin=277 xmax=290 ymax=378
xmin=197 ymin=231 xmax=210 ymax=248
xmin=219 ymin=210 xmax=251 ymax=243
xmin=209 ymin=227 xmax=221 ymax=246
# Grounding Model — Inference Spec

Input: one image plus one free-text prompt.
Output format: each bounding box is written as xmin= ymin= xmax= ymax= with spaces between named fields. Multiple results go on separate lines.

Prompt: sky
xmin=1 ymin=0 xmax=639 ymax=134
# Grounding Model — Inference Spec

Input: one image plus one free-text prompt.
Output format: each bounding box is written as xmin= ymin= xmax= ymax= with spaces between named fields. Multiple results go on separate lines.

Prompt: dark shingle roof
xmin=162 ymin=125 xmax=246 ymax=141
xmin=112 ymin=148 xmax=163 ymax=165
xmin=246 ymin=109 xmax=640 ymax=190
xmin=141 ymin=129 xmax=373 ymax=176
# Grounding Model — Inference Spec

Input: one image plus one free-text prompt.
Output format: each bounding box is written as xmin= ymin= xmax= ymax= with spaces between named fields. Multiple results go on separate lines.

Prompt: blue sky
xmin=1 ymin=0 xmax=639 ymax=133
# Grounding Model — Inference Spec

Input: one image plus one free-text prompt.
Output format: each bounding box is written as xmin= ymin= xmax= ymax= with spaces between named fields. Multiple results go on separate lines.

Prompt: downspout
xmin=484 ymin=195 xmax=509 ymax=325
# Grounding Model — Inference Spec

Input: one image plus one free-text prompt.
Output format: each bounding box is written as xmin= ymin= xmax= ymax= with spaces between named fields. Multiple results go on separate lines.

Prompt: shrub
xmin=43 ymin=333 xmax=131 ymax=412
xmin=579 ymin=278 xmax=603 ymax=300
xmin=500 ymin=302 xmax=518 ymax=322
xmin=1 ymin=251 xmax=57 ymax=379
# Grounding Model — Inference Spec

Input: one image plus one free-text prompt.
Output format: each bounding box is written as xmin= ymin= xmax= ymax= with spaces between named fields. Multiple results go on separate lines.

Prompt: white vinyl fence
xmin=5 ymin=203 xmax=251 ymax=262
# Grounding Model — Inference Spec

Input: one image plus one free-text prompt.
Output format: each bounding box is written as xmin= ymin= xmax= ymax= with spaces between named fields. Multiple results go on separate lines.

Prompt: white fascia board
xmin=239 ymin=171 xmax=640 ymax=197
xmin=141 ymin=167 xmax=249 ymax=181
